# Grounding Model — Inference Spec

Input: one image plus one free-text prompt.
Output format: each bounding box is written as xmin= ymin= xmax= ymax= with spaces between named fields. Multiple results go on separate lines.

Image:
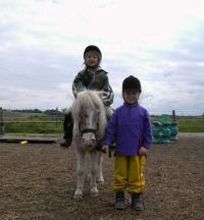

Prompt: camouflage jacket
xmin=72 ymin=68 xmax=114 ymax=106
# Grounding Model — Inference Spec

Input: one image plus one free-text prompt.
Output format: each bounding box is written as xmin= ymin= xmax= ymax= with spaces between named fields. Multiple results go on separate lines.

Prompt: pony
xmin=71 ymin=90 xmax=107 ymax=199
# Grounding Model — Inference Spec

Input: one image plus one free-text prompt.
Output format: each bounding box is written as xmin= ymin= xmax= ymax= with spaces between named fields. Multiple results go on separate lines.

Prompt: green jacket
xmin=72 ymin=68 xmax=114 ymax=106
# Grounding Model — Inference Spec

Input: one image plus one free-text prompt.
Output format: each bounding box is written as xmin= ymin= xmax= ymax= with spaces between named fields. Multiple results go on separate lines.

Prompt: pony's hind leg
xmin=90 ymin=152 xmax=99 ymax=197
xmin=74 ymin=151 xmax=86 ymax=199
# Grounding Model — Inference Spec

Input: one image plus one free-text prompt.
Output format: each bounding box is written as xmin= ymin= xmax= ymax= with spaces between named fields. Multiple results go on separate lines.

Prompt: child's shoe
xmin=115 ymin=191 xmax=126 ymax=210
xmin=131 ymin=193 xmax=145 ymax=211
xmin=60 ymin=138 xmax=72 ymax=148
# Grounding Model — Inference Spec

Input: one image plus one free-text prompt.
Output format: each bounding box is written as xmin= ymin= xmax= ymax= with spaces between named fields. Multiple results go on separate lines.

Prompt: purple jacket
xmin=104 ymin=103 xmax=152 ymax=156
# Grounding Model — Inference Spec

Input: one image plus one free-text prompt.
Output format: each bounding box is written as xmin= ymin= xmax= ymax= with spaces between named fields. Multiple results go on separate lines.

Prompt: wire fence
xmin=0 ymin=107 xmax=204 ymax=135
xmin=0 ymin=108 xmax=64 ymax=135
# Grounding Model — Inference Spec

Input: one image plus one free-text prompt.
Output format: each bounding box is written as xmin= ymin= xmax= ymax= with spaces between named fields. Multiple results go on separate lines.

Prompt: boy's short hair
xmin=122 ymin=75 xmax=142 ymax=92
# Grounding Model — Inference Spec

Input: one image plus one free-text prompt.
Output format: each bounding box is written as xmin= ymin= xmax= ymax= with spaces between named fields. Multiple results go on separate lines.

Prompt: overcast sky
xmin=1 ymin=0 xmax=204 ymax=115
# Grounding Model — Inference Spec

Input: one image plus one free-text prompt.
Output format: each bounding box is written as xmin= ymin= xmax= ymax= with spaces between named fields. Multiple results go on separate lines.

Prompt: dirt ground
xmin=0 ymin=134 xmax=204 ymax=220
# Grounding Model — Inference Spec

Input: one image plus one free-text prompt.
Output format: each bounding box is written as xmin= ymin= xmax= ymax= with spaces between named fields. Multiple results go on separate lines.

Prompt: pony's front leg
xmin=97 ymin=152 xmax=104 ymax=185
xmin=90 ymin=152 xmax=99 ymax=197
xmin=74 ymin=151 xmax=86 ymax=200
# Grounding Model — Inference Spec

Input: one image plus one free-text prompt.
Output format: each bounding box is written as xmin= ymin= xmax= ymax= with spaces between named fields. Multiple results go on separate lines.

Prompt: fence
xmin=0 ymin=108 xmax=204 ymax=135
xmin=0 ymin=108 xmax=4 ymax=135
xmin=0 ymin=108 xmax=64 ymax=135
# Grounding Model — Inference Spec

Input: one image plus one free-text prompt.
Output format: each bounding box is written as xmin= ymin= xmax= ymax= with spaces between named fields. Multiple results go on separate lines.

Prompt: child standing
xmin=61 ymin=45 xmax=114 ymax=147
xmin=102 ymin=75 xmax=152 ymax=211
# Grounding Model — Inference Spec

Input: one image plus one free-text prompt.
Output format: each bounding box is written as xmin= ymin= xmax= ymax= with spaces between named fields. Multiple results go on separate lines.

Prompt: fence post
xmin=0 ymin=107 xmax=4 ymax=136
xmin=55 ymin=107 xmax=58 ymax=127
xmin=172 ymin=110 xmax=176 ymax=122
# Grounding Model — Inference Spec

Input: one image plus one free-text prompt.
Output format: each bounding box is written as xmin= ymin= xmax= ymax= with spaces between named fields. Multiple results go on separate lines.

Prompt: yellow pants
xmin=113 ymin=155 xmax=146 ymax=193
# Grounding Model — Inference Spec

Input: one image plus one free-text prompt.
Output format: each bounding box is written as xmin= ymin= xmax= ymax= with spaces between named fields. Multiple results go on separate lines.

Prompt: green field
xmin=1 ymin=111 xmax=63 ymax=134
xmin=1 ymin=112 xmax=204 ymax=134
xmin=177 ymin=117 xmax=204 ymax=132
xmin=4 ymin=121 xmax=63 ymax=134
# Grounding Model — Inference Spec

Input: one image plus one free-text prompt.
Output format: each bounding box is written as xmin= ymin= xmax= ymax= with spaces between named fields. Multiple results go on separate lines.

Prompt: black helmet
xmin=122 ymin=75 xmax=142 ymax=92
xmin=83 ymin=45 xmax=102 ymax=61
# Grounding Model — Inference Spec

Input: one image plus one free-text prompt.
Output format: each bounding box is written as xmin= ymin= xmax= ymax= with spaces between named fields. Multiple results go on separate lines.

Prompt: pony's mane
xmin=72 ymin=90 xmax=107 ymax=139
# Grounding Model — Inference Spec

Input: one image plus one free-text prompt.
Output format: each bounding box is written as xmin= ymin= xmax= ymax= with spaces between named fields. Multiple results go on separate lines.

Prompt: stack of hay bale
xmin=152 ymin=114 xmax=178 ymax=144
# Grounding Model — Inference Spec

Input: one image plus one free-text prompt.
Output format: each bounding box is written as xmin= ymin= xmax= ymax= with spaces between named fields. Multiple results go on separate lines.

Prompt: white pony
xmin=71 ymin=90 xmax=107 ymax=199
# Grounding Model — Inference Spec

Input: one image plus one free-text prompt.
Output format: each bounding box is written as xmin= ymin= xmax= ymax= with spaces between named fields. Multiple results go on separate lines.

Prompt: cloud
xmin=0 ymin=0 xmax=204 ymax=115
xmin=0 ymin=47 xmax=78 ymax=109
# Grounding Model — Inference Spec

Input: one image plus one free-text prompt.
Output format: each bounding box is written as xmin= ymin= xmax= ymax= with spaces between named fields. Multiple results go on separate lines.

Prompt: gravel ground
xmin=0 ymin=134 xmax=204 ymax=220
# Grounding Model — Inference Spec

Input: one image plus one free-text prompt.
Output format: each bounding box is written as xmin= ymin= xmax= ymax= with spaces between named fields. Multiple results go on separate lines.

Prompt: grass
xmin=1 ymin=113 xmax=204 ymax=134
xmin=177 ymin=117 xmax=204 ymax=132
xmin=4 ymin=121 xmax=63 ymax=134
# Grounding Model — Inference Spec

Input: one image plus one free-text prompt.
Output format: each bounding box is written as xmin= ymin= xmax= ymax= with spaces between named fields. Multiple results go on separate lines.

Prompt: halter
xmin=79 ymin=114 xmax=101 ymax=150
xmin=80 ymin=128 xmax=97 ymax=135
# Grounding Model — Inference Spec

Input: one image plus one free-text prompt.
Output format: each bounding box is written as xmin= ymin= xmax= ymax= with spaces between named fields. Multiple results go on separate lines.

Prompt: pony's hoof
xmin=74 ymin=194 xmax=82 ymax=200
xmin=74 ymin=190 xmax=83 ymax=200
xmin=97 ymin=178 xmax=104 ymax=186
xmin=90 ymin=187 xmax=99 ymax=197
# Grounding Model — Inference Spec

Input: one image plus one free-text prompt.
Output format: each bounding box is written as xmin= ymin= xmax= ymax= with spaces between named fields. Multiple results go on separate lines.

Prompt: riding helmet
xmin=83 ymin=45 xmax=102 ymax=61
xmin=122 ymin=75 xmax=142 ymax=92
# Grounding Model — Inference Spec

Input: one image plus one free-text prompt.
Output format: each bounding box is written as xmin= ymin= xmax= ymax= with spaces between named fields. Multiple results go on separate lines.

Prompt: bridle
xmin=79 ymin=111 xmax=101 ymax=150
xmin=80 ymin=128 xmax=97 ymax=135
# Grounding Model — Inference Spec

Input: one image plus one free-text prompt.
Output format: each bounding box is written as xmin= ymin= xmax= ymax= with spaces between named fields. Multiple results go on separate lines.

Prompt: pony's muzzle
xmin=82 ymin=133 xmax=96 ymax=147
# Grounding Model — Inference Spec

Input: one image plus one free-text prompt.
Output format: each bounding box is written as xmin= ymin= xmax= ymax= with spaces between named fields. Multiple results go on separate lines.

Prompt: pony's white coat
xmin=71 ymin=90 xmax=107 ymax=199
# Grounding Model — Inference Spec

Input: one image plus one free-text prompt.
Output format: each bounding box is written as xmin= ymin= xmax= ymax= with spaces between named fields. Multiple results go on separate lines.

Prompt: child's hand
xmin=102 ymin=144 xmax=109 ymax=152
xmin=139 ymin=146 xmax=148 ymax=156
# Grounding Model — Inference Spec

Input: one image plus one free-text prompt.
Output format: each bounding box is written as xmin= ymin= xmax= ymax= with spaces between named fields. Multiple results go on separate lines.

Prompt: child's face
xmin=123 ymin=88 xmax=140 ymax=104
xmin=84 ymin=51 xmax=99 ymax=68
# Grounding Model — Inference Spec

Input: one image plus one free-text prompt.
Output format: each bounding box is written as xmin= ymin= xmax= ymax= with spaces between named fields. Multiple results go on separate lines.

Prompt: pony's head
xmin=72 ymin=90 xmax=107 ymax=150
